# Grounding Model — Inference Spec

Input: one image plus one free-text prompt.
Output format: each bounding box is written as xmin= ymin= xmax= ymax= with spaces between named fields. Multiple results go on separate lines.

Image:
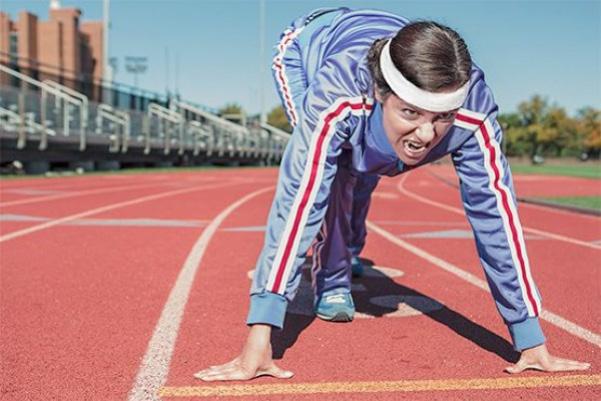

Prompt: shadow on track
xmin=271 ymin=258 xmax=519 ymax=363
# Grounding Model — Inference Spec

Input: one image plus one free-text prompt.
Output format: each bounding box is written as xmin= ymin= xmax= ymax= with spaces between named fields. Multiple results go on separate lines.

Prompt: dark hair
xmin=367 ymin=21 xmax=472 ymax=100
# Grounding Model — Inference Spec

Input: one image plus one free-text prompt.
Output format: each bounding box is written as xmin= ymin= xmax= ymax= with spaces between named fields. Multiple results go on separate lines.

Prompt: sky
xmin=1 ymin=0 xmax=599 ymax=116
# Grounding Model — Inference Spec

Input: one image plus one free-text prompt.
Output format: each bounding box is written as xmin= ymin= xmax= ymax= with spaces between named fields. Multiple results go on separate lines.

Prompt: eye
xmin=436 ymin=112 xmax=456 ymax=122
xmin=400 ymin=108 xmax=418 ymax=118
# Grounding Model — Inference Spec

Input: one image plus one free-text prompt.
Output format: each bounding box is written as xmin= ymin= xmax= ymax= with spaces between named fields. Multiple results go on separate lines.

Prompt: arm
xmin=247 ymin=98 xmax=371 ymax=329
xmin=452 ymin=78 xmax=589 ymax=372
xmin=196 ymin=60 xmax=373 ymax=381
xmin=452 ymin=114 xmax=544 ymax=351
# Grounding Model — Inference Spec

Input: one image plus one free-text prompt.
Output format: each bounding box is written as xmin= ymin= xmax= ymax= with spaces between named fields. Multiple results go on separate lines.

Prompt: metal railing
xmin=187 ymin=120 xmax=213 ymax=156
xmin=0 ymin=64 xmax=87 ymax=150
xmin=260 ymin=123 xmax=290 ymax=162
xmin=0 ymin=104 xmax=57 ymax=140
xmin=1 ymin=63 xmax=290 ymax=166
xmin=42 ymin=79 xmax=89 ymax=150
xmin=96 ymin=104 xmax=131 ymax=152
xmin=147 ymin=103 xmax=183 ymax=155
xmin=173 ymin=100 xmax=260 ymax=158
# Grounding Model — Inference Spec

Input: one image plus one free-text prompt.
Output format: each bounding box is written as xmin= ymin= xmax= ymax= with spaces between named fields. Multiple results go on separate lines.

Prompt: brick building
xmin=0 ymin=1 xmax=104 ymax=87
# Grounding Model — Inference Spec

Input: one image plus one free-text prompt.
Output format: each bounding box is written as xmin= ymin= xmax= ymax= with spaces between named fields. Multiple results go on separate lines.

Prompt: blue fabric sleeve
xmin=509 ymin=317 xmax=546 ymax=351
xmin=247 ymin=292 xmax=289 ymax=329
xmin=247 ymin=54 xmax=370 ymax=328
xmin=452 ymin=77 xmax=544 ymax=350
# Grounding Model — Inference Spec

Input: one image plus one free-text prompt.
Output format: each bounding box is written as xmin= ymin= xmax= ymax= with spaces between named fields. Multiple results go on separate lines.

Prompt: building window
xmin=9 ymin=32 xmax=18 ymax=64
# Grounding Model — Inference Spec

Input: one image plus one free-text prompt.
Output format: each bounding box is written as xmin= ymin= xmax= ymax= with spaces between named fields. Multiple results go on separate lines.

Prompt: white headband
xmin=379 ymin=39 xmax=469 ymax=112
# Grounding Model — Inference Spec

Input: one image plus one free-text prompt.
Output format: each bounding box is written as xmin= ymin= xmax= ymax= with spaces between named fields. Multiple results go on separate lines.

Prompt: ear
xmin=373 ymin=85 xmax=383 ymax=103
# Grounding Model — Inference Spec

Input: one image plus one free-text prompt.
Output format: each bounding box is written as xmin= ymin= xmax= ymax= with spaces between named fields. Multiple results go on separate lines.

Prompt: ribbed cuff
xmin=246 ymin=292 xmax=288 ymax=329
xmin=508 ymin=317 xmax=546 ymax=351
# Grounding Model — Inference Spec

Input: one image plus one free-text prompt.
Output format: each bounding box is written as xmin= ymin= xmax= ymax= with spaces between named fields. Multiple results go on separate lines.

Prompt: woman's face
xmin=379 ymin=93 xmax=458 ymax=166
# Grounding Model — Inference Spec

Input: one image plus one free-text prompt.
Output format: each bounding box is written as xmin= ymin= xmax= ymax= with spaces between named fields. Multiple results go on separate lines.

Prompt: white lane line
xmin=4 ymin=188 xmax=66 ymax=195
xmin=0 ymin=176 xmax=223 ymax=206
xmin=0 ymin=181 xmax=242 ymax=244
xmin=0 ymin=181 xmax=173 ymax=207
xmin=126 ymin=186 xmax=274 ymax=401
xmin=0 ymin=214 xmax=209 ymax=228
xmin=372 ymin=192 xmax=399 ymax=199
xmin=427 ymin=167 xmax=601 ymax=221
xmin=366 ymin=220 xmax=601 ymax=348
xmin=0 ymin=177 xmax=163 ymax=192
xmin=371 ymin=220 xmax=466 ymax=227
xmin=396 ymin=174 xmax=601 ymax=251
xmin=0 ymin=176 xmax=224 ymax=207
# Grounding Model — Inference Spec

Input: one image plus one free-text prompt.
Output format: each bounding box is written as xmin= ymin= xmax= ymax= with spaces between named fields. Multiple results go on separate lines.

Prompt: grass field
xmin=507 ymin=161 xmax=600 ymax=212
xmin=509 ymin=161 xmax=601 ymax=179
xmin=538 ymin=196 xmax=601 ymax=212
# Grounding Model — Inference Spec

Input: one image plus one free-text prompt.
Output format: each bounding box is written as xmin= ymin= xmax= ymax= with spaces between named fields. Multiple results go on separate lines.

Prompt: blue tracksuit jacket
xmin=247 ymin=7 xmax=544 ymax=351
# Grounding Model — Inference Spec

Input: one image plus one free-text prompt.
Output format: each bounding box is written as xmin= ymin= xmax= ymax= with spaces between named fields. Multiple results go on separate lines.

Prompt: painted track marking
xmin=0 ymin=181 xmax=242 ymax=243
xmin=0 ymin=214 xmax=208 ymax=227
xmin=160 ymin=374 xmax=601 ymax=397
xmin=397 ymin=174 xmax=601 ymax=250
xmin=366 ymin=219 xmax=601 ymax=348
xmin=0 ymin=176 xmax=222 ymax=207
xmin=126 ymin=186 xmax=274 ymax=401
xmin=427 ymin=168 xmax=601 ymax=220
xmin=0 ymin=181 xmax=176 ymax=207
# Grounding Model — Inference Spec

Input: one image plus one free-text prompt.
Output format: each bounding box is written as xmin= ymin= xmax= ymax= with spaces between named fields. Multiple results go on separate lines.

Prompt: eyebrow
xmin=397 ymin=97 xmax=458 ymax=116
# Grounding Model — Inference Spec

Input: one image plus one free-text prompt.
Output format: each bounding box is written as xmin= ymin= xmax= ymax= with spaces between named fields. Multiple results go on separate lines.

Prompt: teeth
xmin=405 ymin=141 xmax=424 ymax=152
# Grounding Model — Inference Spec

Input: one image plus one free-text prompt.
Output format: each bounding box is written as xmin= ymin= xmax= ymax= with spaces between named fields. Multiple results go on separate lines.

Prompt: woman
xmin=195 ymin=7 xmax=590 ymax=381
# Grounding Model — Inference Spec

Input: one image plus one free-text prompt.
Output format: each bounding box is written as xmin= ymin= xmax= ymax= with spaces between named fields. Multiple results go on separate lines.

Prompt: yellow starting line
xmin=159 ymin=374 xmax=601 ymax=397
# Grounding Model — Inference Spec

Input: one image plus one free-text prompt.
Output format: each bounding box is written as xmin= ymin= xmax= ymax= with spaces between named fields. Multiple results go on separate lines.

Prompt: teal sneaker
xmin=351 ymin=256 xmax=364 ymax=278
xmin=314 ymin=292 xmax=355 ymax=322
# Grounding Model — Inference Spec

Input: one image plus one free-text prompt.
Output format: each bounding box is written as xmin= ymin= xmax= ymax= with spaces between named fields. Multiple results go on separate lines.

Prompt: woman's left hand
xmin=505 ymin=344 xmax=590 ymax=374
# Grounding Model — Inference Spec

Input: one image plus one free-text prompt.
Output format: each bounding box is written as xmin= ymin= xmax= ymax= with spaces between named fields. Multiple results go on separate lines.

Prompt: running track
xmin=1 ymin=166 xmax=599 ymax=400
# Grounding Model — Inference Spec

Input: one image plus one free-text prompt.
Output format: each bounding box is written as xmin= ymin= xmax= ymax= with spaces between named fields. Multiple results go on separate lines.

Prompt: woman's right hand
xmin=193 ymin=324 xmax=294 ymax=381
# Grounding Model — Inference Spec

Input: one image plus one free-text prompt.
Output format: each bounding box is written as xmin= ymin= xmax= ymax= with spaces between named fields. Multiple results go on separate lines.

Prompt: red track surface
xmin=1 ymin=167 xmax=599 ymax=401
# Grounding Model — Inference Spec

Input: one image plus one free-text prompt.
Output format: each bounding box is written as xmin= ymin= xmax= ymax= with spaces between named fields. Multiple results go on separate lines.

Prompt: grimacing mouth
xmin=403 ymin=139 xmax=427 ymax=152
xmin=393 ymin=134 xmax=429 ymax=157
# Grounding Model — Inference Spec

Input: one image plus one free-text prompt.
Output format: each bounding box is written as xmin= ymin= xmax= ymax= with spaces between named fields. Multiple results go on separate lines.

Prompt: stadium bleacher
xmin=0 ymin=64 xmax=289 ymax=174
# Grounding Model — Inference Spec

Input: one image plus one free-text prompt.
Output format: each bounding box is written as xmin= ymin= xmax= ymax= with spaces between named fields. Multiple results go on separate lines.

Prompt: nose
xmin=415 ymin=122 xmax=435 ymax=144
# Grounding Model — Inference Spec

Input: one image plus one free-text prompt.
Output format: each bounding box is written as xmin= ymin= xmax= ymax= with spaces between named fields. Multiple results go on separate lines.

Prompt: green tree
xmin=498 ymin=112 xmax=528 ymax=157
xmin=517 ymin=95 xmax=549 ymax=159
xmin=267 ymin=105 xmax=292 ymax=133
xmin=219 ymin=103 xmax=246 ymax=125
xmin=219 ymin=103 xmax=244 ymax=115
xmin=540 ymin=106 xmax=577 ymax=157
xmin=577 ymin=107 xmax=601 ymax=157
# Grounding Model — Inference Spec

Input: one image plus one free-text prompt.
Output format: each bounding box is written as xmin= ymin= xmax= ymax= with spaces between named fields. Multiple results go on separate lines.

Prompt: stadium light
xmin=125 ymin=56 xmax=148 ymax=88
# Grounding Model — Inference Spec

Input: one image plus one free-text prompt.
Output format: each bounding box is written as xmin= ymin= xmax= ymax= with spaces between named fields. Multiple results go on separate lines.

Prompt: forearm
xmin=244 ymin=324 xmax=273 ymax=355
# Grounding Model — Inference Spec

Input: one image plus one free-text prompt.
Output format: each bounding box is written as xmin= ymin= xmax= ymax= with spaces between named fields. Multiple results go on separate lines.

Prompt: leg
xmin=311 ymin=163 xmax=356 ymax=296
xmin=349 ymin=173 xmax=380 ymax=277
xmin=311 ymin=163 xmax=356 ymax=321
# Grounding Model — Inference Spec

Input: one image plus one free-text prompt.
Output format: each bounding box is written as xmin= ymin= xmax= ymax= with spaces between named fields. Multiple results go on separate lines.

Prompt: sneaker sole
xmin=315 ymin=312 xmax=354 ymax=322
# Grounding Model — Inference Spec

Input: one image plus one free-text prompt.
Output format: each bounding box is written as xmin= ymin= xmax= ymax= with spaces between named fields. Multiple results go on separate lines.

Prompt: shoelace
xmin=325 ymin=294 xmax=348 ymax=304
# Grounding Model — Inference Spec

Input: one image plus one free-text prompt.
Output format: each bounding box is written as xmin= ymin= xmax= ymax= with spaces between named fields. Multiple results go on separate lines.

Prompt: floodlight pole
xmin=259 ymin=0 xmax=266 ymax=124
xmin=103 ymin=0 xmax=111 ymax=103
